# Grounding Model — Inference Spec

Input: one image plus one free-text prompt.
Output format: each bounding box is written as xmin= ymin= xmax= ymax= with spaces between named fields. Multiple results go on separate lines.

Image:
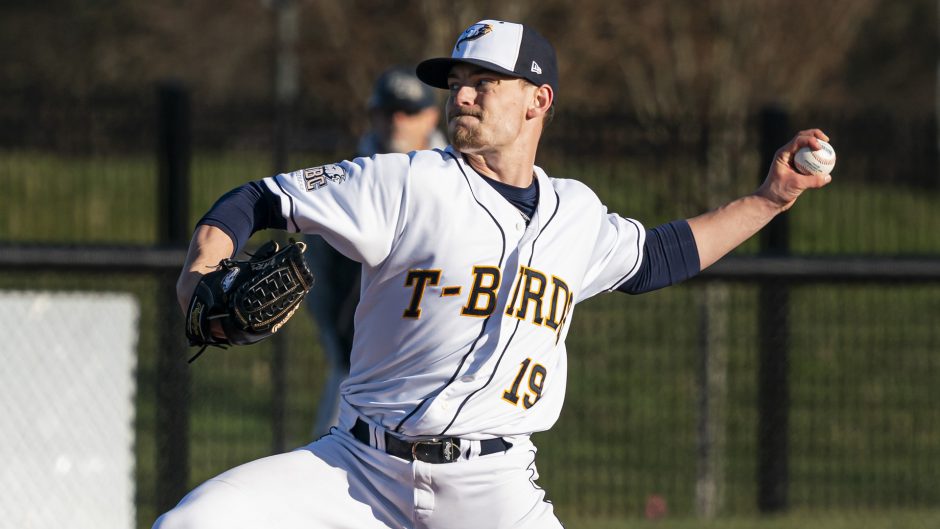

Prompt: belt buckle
xmin=412 ymin=438 xmax=460 ymax=463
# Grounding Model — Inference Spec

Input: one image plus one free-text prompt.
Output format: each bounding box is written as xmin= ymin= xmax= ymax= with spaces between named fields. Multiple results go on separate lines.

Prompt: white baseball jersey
xmin=264 ymin=146 xmax=645 ymax=440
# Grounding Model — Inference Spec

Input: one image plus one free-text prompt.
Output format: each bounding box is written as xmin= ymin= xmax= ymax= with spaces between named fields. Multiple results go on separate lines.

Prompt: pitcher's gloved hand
xmin=185 ymin=240 xmax=315 ymax=362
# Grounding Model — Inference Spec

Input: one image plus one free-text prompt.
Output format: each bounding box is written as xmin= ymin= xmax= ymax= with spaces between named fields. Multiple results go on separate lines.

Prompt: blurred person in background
xmin=306 ymin=66 xmax=446 ymax=437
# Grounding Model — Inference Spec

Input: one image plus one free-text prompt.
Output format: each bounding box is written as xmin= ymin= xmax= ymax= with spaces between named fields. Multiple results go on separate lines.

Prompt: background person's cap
xmin=368 ymin=66 xmax=438 ymax=114
xmin=416 ymin=20 xmax=558 ymax=95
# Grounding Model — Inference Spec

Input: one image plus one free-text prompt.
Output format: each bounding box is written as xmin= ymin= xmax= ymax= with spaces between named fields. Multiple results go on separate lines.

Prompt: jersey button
xmin=460 ymin=375 xmax=475 ymax=383
xmin=515 ymin=222 xmax=524 ymax=231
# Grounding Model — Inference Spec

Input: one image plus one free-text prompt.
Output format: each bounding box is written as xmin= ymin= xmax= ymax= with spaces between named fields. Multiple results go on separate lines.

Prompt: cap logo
xmin=530 ymin=61 xmax=542 ymax=75
xmin=455 ymin=23 xmax=493 ymax=51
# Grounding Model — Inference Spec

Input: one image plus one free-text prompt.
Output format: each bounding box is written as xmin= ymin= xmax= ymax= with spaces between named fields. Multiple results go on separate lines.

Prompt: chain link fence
xmin=0 ymin=291 xmax=139 ymax=528
xmin=1 ymin=90 xmax=938 ymax=528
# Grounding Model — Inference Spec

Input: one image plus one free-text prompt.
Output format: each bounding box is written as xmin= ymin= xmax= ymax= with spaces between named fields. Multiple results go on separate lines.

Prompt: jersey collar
xmin=444 ymin=145 xmax=559 ymax=233
xmin=446 ymin=147 xmax=542 ymax=223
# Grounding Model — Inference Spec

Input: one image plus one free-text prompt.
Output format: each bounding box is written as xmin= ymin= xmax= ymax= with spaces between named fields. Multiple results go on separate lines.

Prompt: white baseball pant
xmin=153 ymin=426 xmax=563 ymax=529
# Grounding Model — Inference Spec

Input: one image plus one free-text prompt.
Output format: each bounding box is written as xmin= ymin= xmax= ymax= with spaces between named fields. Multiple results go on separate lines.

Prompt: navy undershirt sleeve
xmin=197 ymin=180 xmax=286 ymax=256
xmin=618 ymin=219 xmax=701 ymax=294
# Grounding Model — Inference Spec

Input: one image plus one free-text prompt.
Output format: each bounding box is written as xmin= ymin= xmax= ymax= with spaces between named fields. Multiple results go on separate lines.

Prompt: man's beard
xmin=448 ymin=108 xmax=485 ymax=150
xmin=449 ymin=124 xmax=482 ymax=150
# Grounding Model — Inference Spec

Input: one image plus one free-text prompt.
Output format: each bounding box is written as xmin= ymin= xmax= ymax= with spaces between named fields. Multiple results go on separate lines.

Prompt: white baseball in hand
xmin=793 ymin=139 xmax=836 ymax=176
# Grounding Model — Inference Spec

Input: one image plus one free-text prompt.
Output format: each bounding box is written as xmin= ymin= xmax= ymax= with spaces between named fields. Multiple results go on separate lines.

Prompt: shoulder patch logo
xmin=303 ymin=164 xmax=347 ymax=191
xmin=455 ymin=23 xmax=493 ymax=52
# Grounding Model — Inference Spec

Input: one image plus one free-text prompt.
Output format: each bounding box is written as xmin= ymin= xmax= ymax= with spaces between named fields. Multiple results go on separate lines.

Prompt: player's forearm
xmin=687 ymin=193 xmax=783 ymax=270
xmin=176 ymin=224 xmax=236 ymax=312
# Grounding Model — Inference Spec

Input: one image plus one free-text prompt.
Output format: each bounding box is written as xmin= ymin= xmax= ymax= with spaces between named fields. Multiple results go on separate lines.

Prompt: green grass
xmin=789 ymin=181 xmax=940 ymax=254
xmin=567 ymin=510 xmax=940 ymax=529
xmin=0 ymin=149 xmax=340 ymax=243
xmin=3 ymin=149 xmax=940 ymax=254
xmin=2 ymin=150 xmax=939 ymax=528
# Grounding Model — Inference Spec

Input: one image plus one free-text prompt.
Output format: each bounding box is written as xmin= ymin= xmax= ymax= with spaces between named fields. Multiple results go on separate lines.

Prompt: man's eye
xmin=477 ymin=79 xmax=497 ymax=90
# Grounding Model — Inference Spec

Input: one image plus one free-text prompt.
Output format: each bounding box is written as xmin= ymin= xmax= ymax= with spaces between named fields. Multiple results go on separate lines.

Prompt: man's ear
xmin=527 ymin=84 xmax=554 ymax=120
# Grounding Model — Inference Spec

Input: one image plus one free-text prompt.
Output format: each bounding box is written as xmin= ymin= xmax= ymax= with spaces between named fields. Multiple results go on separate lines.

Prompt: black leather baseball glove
xmin=185 ymin=239 xmax=315 ymax=362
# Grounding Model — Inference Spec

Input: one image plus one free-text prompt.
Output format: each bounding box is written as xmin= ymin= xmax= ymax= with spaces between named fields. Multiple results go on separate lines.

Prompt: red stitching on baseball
xmin=811 ymin=150 xmax=835 ymax=166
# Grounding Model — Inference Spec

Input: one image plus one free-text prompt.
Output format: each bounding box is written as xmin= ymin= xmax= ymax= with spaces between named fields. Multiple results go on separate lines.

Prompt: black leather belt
xmin=351 ymin=418 xmax=512 ymax=464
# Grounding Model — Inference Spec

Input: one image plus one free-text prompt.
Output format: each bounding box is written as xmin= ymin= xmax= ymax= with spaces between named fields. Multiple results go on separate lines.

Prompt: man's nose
xmin=452 ymin=85 xmax=477 ymax=106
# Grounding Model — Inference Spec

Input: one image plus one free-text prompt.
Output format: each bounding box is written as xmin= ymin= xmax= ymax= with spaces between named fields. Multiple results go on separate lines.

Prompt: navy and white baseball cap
xmin=368 ymin=66 xmax=438 ymax=114
xmin=416 ymin=20 xmax=558 ymax=94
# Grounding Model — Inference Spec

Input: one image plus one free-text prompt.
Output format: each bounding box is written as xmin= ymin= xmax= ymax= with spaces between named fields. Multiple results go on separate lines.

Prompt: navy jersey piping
xmin=606 ymin=218 xmax=644 ymax=290
xmin=393 ymin=150 xmax=508 ymax=434
xmin=439 ymin=188 xmax=561 ymax=436
xmin=273 ymin=176 xmax=300 ymax=232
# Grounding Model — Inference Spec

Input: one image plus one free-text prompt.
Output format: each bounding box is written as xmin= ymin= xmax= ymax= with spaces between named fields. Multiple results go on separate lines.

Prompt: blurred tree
xmin=838 ymin=0 xmax=937 ymax=115
xmin=1 ymin=0 xmax=933 ymax=136
xmin=0 ymin=0 xmax=142 ymax=97
xmin=558 ymin=1 xmax=878 ymax=120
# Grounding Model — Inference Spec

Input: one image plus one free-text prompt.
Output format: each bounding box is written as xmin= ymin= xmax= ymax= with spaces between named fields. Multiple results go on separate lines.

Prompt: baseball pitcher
xmin=157 ymin=19 xmax=831 ymax=529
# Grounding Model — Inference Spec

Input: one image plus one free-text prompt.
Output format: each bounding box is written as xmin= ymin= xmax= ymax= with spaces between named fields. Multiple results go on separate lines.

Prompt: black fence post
xmin=155 ymin=81 xmax=192 ymax=514
xmin=757 ymin=105 xmax=791 ymax=513
xmin=269 ymin=0 xmax=299 ymax=454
